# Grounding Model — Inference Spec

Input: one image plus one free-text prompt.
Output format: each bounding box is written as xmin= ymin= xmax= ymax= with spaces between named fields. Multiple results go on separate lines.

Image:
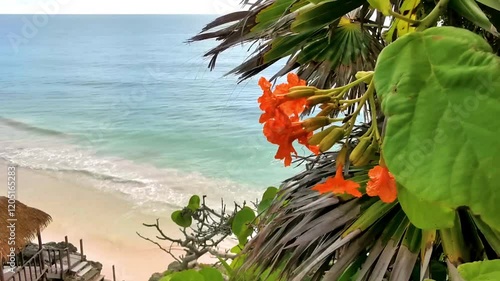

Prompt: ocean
xmin=0 ymin=15 xmax=300 ymax=211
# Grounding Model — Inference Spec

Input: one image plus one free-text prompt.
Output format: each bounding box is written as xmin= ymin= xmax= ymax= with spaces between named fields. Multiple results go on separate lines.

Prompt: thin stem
xmin=315 ymin=73 xmax=374 ymax=96
xmin=335 ymin=74 xmax=374 ymax=97
xmin=389 ymin=10 xmax=421 ymax=25
xmin=344 ymin=81 xmax=375 ymax=138
xmin=417 ymin=0 xmax=451 ymax=31
xmin=339 ymin=98 xmax=362 ymax=105
xmin=328 ymin=117 xmax=344 ymax=123
xmin=368 ymin=94 xmax=381 ymax=143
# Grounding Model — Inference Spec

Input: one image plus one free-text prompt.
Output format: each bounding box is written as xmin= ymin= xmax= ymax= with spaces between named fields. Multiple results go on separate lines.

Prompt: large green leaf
xmin=199 ymin=267 xmax=224 ymax=281
xmin=170 ymin=270 xmax=205 ymax=281
xmin=257 ymin=186 xmax=278 ymax=214
xmin=187 ymin=195 xmax=201 ymax=212
xmin=458 ymin=260 xmax=500 ymax=281
xmin=397 ymin=185 xmax=455 ymax=229
xmin=159 ymin=275 xmax=172 ymax=281
xmin=171 ymin=210 xmax=193 ymax=228
xmin=374 ymin=27 xmax=500 ymax=231
xmin=232 ymin=206 xmax=256 ymax=244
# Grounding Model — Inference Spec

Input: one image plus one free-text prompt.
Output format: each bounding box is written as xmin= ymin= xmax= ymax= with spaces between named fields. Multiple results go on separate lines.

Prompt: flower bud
xmin=308 ymin=126 xmax=337 ymax=146
xmin=319 ymin=127 xmax=345 ymax=152
xmin=355 ymin=71 xmax=374 ymax=82
xmin=285 ymin=88 xmax=316 ymax=99
xmin=352 ymin=142 xmax=379 ymax=167
xmin=307 ymin=95 xmax=332 ymax=106
xmin=349 ymin=137 xmax=371 ymax=166
xmin=317 ymin=104 xmax=337 ymax=117
xmin=302 ymin=117 xmax=331 ymax=132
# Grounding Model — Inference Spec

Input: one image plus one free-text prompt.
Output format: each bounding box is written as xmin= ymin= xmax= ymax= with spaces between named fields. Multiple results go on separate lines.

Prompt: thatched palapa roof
xmin=0 ymin=197 xmax=52 ymax=261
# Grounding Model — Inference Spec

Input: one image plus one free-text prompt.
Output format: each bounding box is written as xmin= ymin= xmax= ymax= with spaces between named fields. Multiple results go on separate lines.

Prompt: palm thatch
xmin=0 ymin=197 xmax=52 ymax=261
xmin=237 ymin=151 xmax=499 ymax=281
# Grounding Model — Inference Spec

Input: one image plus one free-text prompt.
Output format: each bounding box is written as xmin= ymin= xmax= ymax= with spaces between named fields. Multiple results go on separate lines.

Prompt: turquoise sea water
xmin=0 ymin=15 xmax=300 ymax=208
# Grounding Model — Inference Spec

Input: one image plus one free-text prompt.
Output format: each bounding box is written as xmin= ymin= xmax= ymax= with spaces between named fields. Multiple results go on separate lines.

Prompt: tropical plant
xmin=186 ymin=0 xmax=500 ymax=280
xmin=141 ymin=190 xmax=280 ymax=281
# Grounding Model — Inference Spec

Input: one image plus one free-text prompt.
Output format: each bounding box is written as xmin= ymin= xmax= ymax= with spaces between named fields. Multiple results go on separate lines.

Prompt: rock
xmin=167 ymin=261 xmax=182 ymax=272
xmin=44 ymin=241 xmax=78 ymax=253
xmin=88 ymin=260 xmax=103 ymax=271
xmin=21 ymin=243 xmax=40 ymax=260
xmin=148 ymin=273 xmax=163 ymax=281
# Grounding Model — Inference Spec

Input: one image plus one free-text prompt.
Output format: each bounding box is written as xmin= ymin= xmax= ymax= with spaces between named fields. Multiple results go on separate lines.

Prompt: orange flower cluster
xmin=367 ymin=165 xmax=397 ymax=203
xmin=312 ymin=165 xmax=362 ymax=197
xmin=258 ymin=73 xmax=319 ymax=166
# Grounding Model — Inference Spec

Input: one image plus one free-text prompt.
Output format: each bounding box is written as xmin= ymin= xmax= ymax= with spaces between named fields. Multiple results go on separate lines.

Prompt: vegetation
xmin=146 ymin=0 xmax=499 ymax=280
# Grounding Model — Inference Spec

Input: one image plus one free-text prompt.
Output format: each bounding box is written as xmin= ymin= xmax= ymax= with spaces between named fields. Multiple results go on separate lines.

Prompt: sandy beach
xmin=0 ymin=161 xmax=185 ymax=281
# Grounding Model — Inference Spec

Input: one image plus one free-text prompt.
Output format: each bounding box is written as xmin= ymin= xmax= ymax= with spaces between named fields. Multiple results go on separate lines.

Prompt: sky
xmin=0 ymin=0 xmax=243 ymax=14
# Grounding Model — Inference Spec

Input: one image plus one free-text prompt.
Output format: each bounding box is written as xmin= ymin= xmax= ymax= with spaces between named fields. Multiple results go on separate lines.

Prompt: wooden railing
xmin=3 ymin=236 xmax=86 ymax=281
xmin=44 ymin=247 xmax=68 ymax=279
xmin=6 ymin=249 xmax=47 ymax=281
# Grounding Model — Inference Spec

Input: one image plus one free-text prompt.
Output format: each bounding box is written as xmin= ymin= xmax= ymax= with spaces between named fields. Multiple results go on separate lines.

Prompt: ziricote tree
xmin=186 ymin=0 xmax=500 ymax=280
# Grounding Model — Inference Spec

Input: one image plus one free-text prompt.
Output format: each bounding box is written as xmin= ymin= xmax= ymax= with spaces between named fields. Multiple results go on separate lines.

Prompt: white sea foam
xmin=0 ymin=120 xmax=262 ymax=214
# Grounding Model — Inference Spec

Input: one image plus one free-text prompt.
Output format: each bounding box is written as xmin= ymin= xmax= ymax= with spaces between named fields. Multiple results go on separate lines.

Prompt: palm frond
xmin=232 ymin=151 xmax=499 ymax=281
xmin=190 ymin=0 xmax=386 ymax=93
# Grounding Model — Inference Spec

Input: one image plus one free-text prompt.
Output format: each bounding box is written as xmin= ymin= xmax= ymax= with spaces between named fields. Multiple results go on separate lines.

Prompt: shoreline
xmin=0 ymin=160 xmax=182 ymax=281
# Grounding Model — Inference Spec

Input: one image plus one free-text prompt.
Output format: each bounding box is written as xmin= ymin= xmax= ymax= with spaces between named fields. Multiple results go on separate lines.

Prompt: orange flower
xmin=263 ymin=110 xmax=317 ymax=166
xmin=258 ymin=74 xmax=307 ymax=124
xmin=258 ymin=73 xmax=317 ymax=166
xmin=366 ymin=165 xmax=397 ymax=203
xmin=312 ymin=165 xmax=362 ymax=197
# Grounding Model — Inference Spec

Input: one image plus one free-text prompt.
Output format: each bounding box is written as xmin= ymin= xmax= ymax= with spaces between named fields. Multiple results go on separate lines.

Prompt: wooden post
xmin=37 ymin=229 xmax=46 ymax=280
xmin=1 ymin=259 xmax=5 ymax=281
xmin=65 ymin=236 xmax=71 ymax=270
xmin=112 ymin=265 xmax=116 ymax=281
xmin=79 ymin=239 xmax=84 ymax=261
xmin=37 ymin=229 xmax=43 ymax=250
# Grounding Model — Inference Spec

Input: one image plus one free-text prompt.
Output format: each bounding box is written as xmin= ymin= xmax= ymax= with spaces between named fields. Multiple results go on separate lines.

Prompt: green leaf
xmin=170 ymin=270 xmax=205 ymax=281
xmin=230 ymin=253 xmax=247 ymax=270
xmin=159 ymin=276 xmax=172 ymax=281
xmin=230 ymin=244 xmax=244 ymax=254
xmin=458 ymin=260 xmax=500 ymax=281
xmin=343 ymin=200 xmax=397 ymax=236
xmin=231 ymin=206 xmax=256 ymax=244
xmin=264 ymin=31 xmax=315 ymax=63
xmin=217 ymin=257 xmax=234 ymax=277
xmin=171 ymin=210 xmax=193 ymax=228
xmin=397 ymin=185 xmax=455 ymax=229
xmin=199 ymin=267 xmax=224 ymax=281
xmin=338 ymin=252 xmax=368 ymax=281
xmin=368 ymin=0 xmax=392 ymax=15
xmin=257 ymin=186 xmax=278 ymax=214
xmin=476 ymin=0 xmax=500 ymax=11
xmin=449 ymin=0 xmax=499 ymax=35
xmin=375 ymin=27 xmax=500 ymax=231
xmin=291 ymin=0 xmax=365 ymax=33
xmin=472 ymin=215 xmax=500 ymax=255
xmin=187 ymin=195 xmax=201 ymax=212
xmin=253 ymin=0 xmax=297 ymax=32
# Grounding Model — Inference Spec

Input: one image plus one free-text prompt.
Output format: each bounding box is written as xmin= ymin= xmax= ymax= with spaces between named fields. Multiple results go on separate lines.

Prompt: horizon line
xmin=0 ymin=13 xmax=227 ymax=15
